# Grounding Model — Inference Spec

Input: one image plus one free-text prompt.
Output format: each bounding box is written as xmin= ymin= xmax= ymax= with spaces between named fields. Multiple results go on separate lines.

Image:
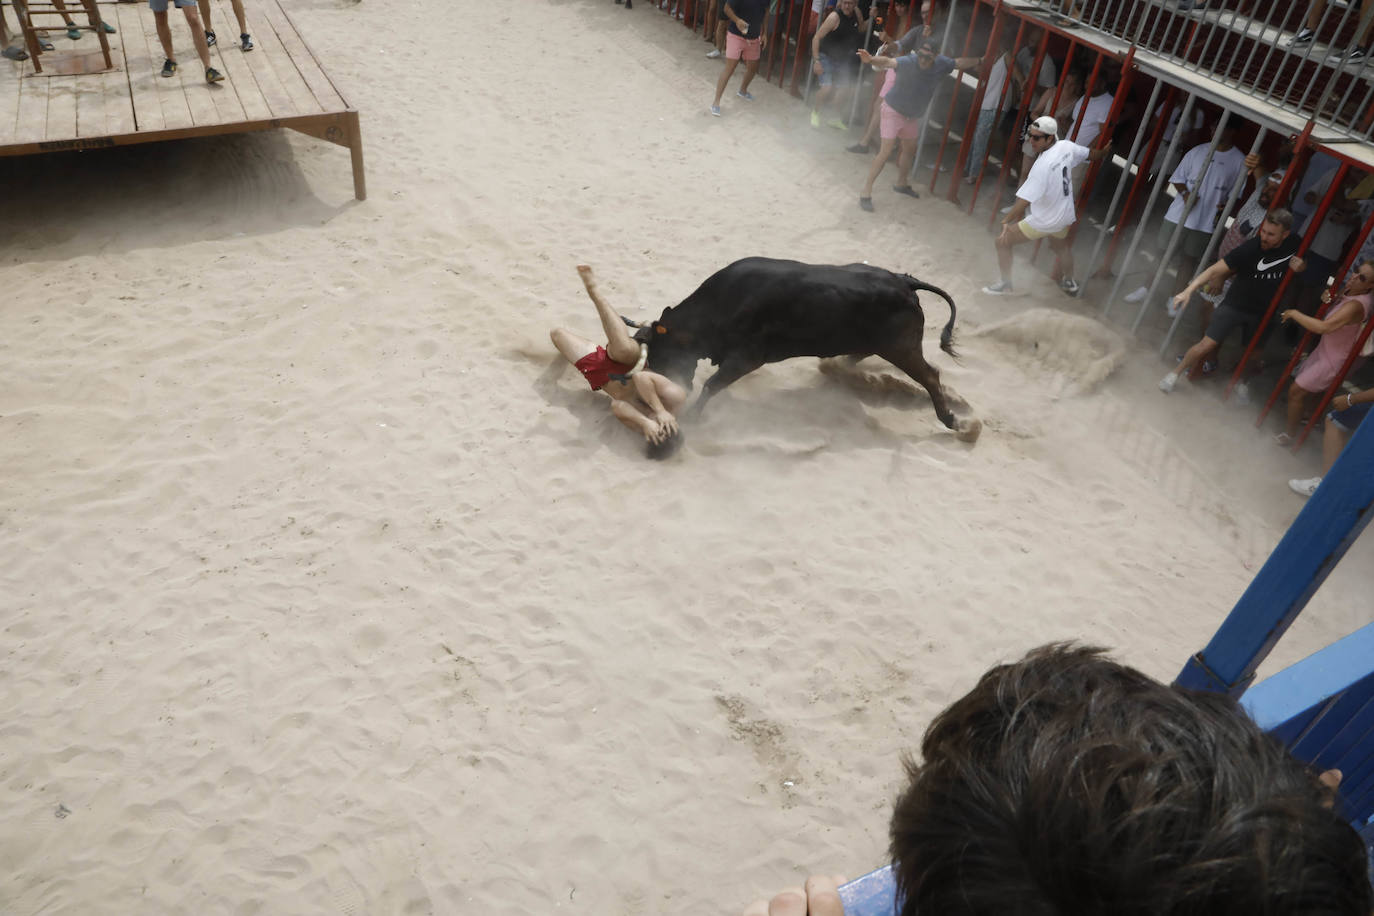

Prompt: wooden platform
xmin=0 ymin=0 xmax=364 ymax=199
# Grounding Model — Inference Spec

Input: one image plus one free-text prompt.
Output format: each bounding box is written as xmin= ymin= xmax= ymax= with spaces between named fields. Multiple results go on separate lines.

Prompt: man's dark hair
xmin=889 ymin=643 xmax=1372 ymax=916
xmin=645 ymin=428 xmax=683 ymax=460
xmin=1265 ymin=207 xmax=1295 ymax=231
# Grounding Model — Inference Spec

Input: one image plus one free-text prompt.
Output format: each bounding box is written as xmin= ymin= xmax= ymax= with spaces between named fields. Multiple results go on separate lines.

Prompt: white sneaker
xmin=1159 ymin=371 xmax=1179 ymax=393
xmin=1234 ymin=381 xmax=1251 ymax=405
xmin=706 ymin=48 xmax=722 ymax=58
xmin=1124 ymin=285 xmax=1149 ymax=304
xmin=1289 ymin=476 xmax=1322 ymax=497
xmin=982 ymin=280 xmax=1014 ymax=295
xmin=1060 ymin=277 xmax=1081 ymax=297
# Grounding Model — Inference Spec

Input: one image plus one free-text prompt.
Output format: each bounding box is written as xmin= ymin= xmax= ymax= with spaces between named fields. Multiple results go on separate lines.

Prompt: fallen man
xmin=551 ymin=265 xmax=687 ymax=458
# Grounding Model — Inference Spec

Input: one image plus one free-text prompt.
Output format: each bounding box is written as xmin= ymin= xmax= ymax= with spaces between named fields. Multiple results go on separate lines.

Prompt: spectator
xmin=963 ymin=35 xmax=1014 ymax=185
xmin=197 ymin=0 xmax=252 ymax=51
xmin=50 ymin=0 xmax=117 ymax=39
xmin=1276 ymin=261 xmax=1374 ymax=444
xmin=151 ymin=0 xmax=222 ymax=84
xmin=1123 ymin=120 xmax=1247 ymax=311
xmin=551 ymin=266 xmax=686 ymax=456
xmin=1063 ymin=69 xmax=1112 ymax=196
xmin=1292 ymin=169 xmax=1361 ymax=321
xmin=710 ymin=0 xmax=768 ymax=116
xmin=855 ymin=39 xmax=983 ymax=212
xmin=1290 ymin=386 xmax=1374 ymax=496
xmin=1011 ymin=26 xmax=1057 ymax=103
xmin=743 ymin=643 xmax=1372 ymax=916
xmin=705 ymin=0 xmax=728 ymax=57
xmin=982 ymin=115 xmax=1112 ymax=297
xmin=1160 ymin=208 xmax=1306 ymax=393
xmin=810 ymin=0 xmax=872 ymax=129
xmin=845 ymin=22 xmax=931 ymax=155
xmin=1290 ymin=0 xmax=1374 ymax=63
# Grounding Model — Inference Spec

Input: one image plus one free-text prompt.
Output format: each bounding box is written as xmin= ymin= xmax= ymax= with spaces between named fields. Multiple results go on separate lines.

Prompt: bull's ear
xmin=654 ymin=322 xmax=667 ymax=334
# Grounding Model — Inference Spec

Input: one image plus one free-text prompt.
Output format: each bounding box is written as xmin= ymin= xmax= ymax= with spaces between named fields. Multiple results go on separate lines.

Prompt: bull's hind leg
xmin=691 ymin=356 xmax=765 ymax=417
xmin=878 ymin=347 xmax=957 ymax=430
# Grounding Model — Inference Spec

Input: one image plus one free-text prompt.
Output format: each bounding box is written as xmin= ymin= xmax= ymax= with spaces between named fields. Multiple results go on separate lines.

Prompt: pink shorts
xmin=877 ymin=68 xmax=896 ymax=99
xmin=880 ymin=100 xmax=921 ymax=141
xmin=726 ymin=32 xmax=761 ymax=61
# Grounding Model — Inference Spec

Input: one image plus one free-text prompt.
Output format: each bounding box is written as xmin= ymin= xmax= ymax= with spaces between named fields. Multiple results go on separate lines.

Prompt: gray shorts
xmin=149 ymin=0 xmax=197 ymax=11
xmin=1204 ymin=304 xmax=1254 ymax=346
xmin=1158 ymin=220 xmax=1212 ymax=260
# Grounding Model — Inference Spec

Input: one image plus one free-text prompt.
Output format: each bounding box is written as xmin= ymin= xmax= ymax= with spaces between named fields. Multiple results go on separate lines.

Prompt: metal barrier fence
xmin=1016 ymin=0 xmax=1374 ymax=141
xmin=644 ymin=0 xmax=1374 ymax=453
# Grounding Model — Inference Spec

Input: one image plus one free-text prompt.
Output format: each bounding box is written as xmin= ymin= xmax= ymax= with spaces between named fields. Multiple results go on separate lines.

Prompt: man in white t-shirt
xmin=1124 ymin=121 xmax=1247 ymax=312
xmin=983 ymin=116 xmax=1112 ymax=297
xmin=964 ymin=37 xmax=1013 ymax=184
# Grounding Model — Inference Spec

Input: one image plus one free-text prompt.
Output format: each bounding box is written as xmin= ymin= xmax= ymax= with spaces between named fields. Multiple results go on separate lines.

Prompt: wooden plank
xmin=45 ymin=74 xmax=77 ymax=141
xmin=0 ymin=56 xmax=22 ymax=144
xmin=259 ymin=0 xmax=341 ymax=112
xmin=225 ymin=6 xmax=297 ymax=120
xmin=73 ymin=63 xmax=106 ymax=136
xmin=13 ymin=70 xmax=48 ymax=143
xmin=127 ymin=0 xmax=181 ymax=130
xmin=102 ymin=1 xmax=134 ymax=134
xmin=203 ymin=0 xmax=268 ymax=121
xmin=254 ymin=0 xmax=320 ymax=115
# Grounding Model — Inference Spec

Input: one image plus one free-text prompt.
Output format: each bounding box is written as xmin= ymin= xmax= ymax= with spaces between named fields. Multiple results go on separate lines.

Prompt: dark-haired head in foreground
xmin=890 ymin=643 xmax=1372 ymax=916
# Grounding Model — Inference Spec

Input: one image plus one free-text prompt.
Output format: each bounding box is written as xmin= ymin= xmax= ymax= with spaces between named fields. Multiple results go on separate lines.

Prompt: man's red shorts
xmin=574 ymin=346 xmax=633 ymax=391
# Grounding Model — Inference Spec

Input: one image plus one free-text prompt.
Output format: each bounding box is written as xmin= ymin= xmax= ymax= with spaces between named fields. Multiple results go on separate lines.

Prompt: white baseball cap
xmin=1030 ymin=116 xmax=1059 ymax=138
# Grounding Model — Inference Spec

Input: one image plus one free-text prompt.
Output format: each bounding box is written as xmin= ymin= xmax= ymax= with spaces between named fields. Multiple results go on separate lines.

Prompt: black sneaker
xmin=1290 ymin=27 xmax=1316 ymax=45
xmin=161 ymin=58 xmax=177 ymax=77
xmin=1348 ymin=46 xmax=1368 ymax=63
xmin=206 ymin=66 xmax=224 ymax=83
xmin=205 ymin=29 xmax=217 ymax=46
xmin=240 ymin=33 xmax=253 ymax=51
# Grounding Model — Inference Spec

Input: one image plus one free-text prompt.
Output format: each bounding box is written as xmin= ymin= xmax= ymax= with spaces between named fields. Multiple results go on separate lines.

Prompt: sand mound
xmin=970 ymin=308 xmax=1127 ymax=397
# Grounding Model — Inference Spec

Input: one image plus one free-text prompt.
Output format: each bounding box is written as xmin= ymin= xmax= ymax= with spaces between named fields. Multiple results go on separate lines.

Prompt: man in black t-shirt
xmin=1160 ymin=208 xmax=1306 ymax=393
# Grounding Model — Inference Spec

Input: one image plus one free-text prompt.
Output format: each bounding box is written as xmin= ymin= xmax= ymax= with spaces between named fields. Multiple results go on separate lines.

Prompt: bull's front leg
xmin=690 ymin=357 xmax=765 ymax=418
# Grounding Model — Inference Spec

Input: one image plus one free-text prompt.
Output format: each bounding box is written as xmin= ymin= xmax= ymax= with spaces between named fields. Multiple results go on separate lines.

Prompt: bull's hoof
xmin=954 ymin=418 xmax=982 ymax=443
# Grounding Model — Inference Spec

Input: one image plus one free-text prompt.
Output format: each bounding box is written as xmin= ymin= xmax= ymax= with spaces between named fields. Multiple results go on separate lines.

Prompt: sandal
xmin=39 ymin=36 xmax=55 ymax=51
xmin=101 ymin=21 xmax=116 ymax=33
xmin=66 ymin=23 xmax=81 ymax=40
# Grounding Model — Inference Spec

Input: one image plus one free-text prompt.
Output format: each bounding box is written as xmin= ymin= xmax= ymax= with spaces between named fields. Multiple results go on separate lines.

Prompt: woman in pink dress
xmin=1277 ymin=260 xmax=1374 ymax=443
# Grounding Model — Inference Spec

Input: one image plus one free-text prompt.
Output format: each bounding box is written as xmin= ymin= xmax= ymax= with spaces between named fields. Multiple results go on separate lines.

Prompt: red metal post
xmin=928 ymin=0 xmax=984 ymax=194
xmin=965 ymin=14 xmax=1027 ymax=212
xmin=1098 ymin=84 xmax=1178 ymax=275
xmin=987 ymin=23 xmax=1051 ymax=229
xmin=949 ymin=5 xmax=1008 ymax=205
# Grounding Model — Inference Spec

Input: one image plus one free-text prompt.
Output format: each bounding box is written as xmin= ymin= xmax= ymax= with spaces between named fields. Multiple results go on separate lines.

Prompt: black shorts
xmin=1204 ymin=304 xmax=1255 ymax=345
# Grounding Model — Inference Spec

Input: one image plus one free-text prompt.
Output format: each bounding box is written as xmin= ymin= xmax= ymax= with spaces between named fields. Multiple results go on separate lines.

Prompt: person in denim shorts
xmin=149 ymin=0 xmax=222 ymax=83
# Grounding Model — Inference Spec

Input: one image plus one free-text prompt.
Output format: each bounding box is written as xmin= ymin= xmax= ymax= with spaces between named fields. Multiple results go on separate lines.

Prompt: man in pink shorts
xmin=710 ymin=0 xmax=768 ymax=116
xmin=856 ymin=38 xmax=982 ymax=211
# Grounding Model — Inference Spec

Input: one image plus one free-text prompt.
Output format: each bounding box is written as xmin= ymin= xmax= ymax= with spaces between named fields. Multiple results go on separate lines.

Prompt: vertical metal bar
xmin=928 ymin=0 xmax=983 ymax=194
xmin=847 ymin=13 xmax=878 ymax=127
xmin=1237 ymin=0 xmax=1288 ymax=99
xmin=1109 ymin=0 xmax=1131 ymax=39
xmin=1259 ymin=2 xmax=1319 ymax=106
xmin=1166 ymin=3 xmax=1202 ymax=64
xmin=1106 ymin=91 xmax=1197 ymax=321
xmin=1297 ymin=1 xmax=1362 ymax=114
xmin=1136 ymin=107 xmax=1230 ymax=338
xmin=951 ymin=5 xmax=1009 ymax=205
xmin=1329 ymin=49 xmax=1374 ymax=133
xmin=967 ymin=15 xmax=1025 ymax=212
xmin=915 ymin=0 xmax=961 ymax=176
xmin=1225 ymin=154 xmax=1345 ymax=399
xmin=1160 ymin=122 xmax=1270 ymax=359
xmin=1219 ymin=1 xmax=1258 ymax=87
xmin=987 ymin=25 xmax=1051 ymax=229
xmin=1086 ymin=78 xmax=1164 ymax=283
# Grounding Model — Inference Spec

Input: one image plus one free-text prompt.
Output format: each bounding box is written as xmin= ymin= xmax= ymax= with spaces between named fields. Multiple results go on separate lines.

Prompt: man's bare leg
xmin=995 ymin=224 xmax=1029 ymax=284
xmin=155 ymin=10 xmax=176 ymax=61
xmin=1175 ymin=336 xmax=1219 ymax=379
xmin=894 ymin=137 xmax=918 ymax=189
xmin=713 ymin=58 xmax=739 ymax=107
xmin=1050 ymin=235 xmax=1073 ymax=284
xmin=861 ymin=136 xmax=898 ymax=198
xmin=577 ymin=265 xmax=640 ymax=364
xmin=550 ymin=328 xmax=598 ymax=366
xmin=739 ymin=58 xmax=759 ymax=95
xmin=181 ymin=6 xmax=212 ymax=68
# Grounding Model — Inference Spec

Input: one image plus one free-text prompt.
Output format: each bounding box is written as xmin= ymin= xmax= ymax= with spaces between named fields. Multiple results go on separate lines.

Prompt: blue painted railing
xmin=837 ymin=409 xmax=1374 ymax=914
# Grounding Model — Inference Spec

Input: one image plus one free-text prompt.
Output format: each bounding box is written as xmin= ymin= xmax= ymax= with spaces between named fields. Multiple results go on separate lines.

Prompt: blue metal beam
xmin=1176 ymin=412 xmax=1374 ymax=696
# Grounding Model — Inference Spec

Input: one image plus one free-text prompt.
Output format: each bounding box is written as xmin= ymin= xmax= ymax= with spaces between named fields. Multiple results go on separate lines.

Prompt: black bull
xmin=641 ymin=258 xmax=962 ymax=430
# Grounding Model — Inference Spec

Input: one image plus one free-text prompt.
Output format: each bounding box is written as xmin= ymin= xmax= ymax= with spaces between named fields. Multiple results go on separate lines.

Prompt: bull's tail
xmin=902 ymin=275 xmax=958 ymax=358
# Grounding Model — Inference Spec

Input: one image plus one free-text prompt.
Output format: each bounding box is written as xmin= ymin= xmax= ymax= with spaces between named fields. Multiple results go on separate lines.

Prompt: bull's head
xmin=639 ymin=307 xmax=702 ymax=390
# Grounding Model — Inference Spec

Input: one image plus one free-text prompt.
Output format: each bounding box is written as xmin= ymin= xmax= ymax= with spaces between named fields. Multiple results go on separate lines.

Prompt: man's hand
xmin=856 ymin=48 xmax=874 ymax=64
xmin=1244 ymin=151 xmax=1261 ymax=174
xmin=743 ymin=875 xmax=845 ymax=916
xmin=1280 ymin=308 xmax=1296 ymax=323
xmin=735 ymin=17 xmax=749 ymax=31
xmin=1171 ymin=290 xmax=1190 ymax=312
xmin=1292 ymin=255 xmax=1307 ymax=273
xmin=655 ymin=411 xmax=678 ymax=441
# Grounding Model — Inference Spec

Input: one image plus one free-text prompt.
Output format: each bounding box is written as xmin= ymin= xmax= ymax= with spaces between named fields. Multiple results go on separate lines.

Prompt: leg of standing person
xmin=738 ymin=42 xmax=760 ymax=97
xmin=199 ymin=0 xmax=252 ymax=50
xmin=196 ymin=0 xmax=215 ymax=45
xmin=860 ymin=134 xmax=898 ymax=210
xmin=985 ymin=222 xmax=1032 ymax=291
xmin=712 ymin=58 xmax=739 ymax=112
xmin=175 ymin=3 xmax=218 ymax=79
xmin=894 ymin=134 xmax=920 ymax=195
xmin=965 ymin=109 xmax=996 ymax=182
xmin=1284 ymin=382 xmax=1315 ymax=440
xmin=1049 ymin=233 xmax=1076 ymax=291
